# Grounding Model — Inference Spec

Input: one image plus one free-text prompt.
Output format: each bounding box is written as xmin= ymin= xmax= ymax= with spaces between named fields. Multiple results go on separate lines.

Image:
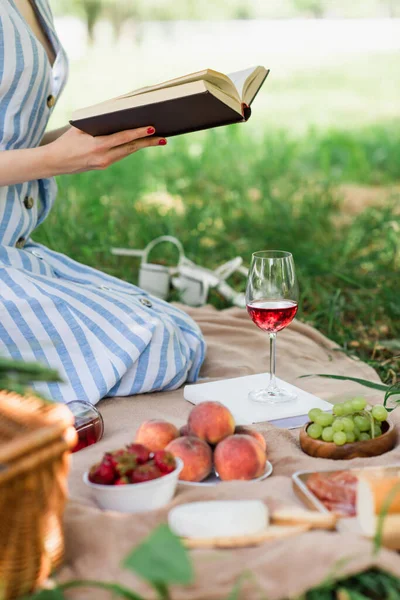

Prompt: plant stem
xmin=60 ymin=580 xmax=144 ymax=600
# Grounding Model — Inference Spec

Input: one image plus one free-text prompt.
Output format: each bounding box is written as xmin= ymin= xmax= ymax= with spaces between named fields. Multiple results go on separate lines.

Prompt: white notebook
xmin=184 ymin=373 xmax=332 ymax=428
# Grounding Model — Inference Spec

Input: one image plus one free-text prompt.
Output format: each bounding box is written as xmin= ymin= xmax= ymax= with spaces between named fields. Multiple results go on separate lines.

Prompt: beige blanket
xmin=61 ymin=306 xmax=400 ymax=599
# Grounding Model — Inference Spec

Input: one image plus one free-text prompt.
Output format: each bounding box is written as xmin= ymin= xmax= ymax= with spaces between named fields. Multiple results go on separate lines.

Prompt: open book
xmin=70 ymin=65 xmax=269 ymax=138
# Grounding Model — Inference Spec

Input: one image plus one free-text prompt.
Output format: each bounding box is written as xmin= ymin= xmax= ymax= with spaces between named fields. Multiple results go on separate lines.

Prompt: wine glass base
xmin=248 ymin=388 xmax=297 ymax=404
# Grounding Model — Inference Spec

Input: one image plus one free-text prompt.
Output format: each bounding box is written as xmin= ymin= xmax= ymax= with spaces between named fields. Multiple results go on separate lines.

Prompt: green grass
xmin=300 ymin=568 xmax=400 ymax=599
xmin=35 ymin=124 xmax=400 ymax=384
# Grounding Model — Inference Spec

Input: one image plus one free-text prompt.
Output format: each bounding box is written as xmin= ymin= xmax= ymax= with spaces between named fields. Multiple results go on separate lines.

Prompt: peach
xmin=179 ymin=424 xmax=189 ymax=437
xmin=135 ymin=419 xmax=179 ymax=452
xmin=188 ymin=401 xmax=235 ymax=444
xmin=235 ymin=425 xmax=267 ymax=452
xmin=166 ymin=436 xmax=213 ymax=482
xmin=214 ymin=434 xmax=266 ymax=481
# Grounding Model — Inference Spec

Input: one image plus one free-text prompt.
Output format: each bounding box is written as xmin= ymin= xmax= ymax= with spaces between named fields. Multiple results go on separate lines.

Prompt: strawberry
xmin=126 ymin=443 xmax=150 ymax=464
xmin=153 ymin=450 xmax=176 ymax=474
xmin=114 ymin=476 xmax=130 ymax=486
xmin=106 ymin=449 xmax=127 ymax=468
xmin=131 ymin=461 xmax=162 ymax=483
xmin=88 ymin=460 xmax=115 ymax=485
xmin=113 ymin=452 xmax=137 ymax=478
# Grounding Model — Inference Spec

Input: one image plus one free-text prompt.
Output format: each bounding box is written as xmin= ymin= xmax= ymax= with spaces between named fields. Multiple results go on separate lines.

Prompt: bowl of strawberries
xmin=83 ymin=443 xmax=183 ymax=513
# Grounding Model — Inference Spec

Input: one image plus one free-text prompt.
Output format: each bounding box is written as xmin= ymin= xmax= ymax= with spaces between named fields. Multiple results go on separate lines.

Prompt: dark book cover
xmin=70 ymin=91 xmax=249 ymax=138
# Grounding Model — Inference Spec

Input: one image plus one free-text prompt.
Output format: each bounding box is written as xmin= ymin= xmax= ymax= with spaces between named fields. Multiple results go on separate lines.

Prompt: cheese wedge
xmin=357 ymin=476 xmax=400 ymax=543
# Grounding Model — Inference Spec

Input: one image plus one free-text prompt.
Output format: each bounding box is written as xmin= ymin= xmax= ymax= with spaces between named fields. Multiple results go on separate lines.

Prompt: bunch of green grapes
xmin=307 ymin=397 xmax=388 ymax=446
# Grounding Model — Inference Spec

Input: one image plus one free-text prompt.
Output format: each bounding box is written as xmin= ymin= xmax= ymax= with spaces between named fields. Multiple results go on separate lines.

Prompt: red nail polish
xmin=159 ymin=139 xmax=167 ymax=146
xmin=147 ymin=127 xmax=155 ymax=134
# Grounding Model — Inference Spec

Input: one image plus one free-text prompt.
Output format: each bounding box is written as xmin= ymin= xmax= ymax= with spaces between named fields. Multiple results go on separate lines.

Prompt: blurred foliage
xmin=301 ymin=568 xmax=400 ymax=599
xmin=34 ymin=124 xmax=400 ymax=384
xmin=292 ymin=0 xmax=328 ymax=18
xmin=0 ymin=358 xmax=61 ymax=398
xmin=51 ymin=0 xmax=400 ymax=42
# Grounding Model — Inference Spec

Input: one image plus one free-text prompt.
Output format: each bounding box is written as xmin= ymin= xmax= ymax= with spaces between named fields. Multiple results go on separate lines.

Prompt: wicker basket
xmin=0 ymin=391 xmax=77 ymax=600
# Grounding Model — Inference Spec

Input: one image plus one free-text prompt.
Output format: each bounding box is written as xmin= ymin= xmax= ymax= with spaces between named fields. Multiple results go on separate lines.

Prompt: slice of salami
xmin=306 ymin=471 xmax=358 ymax=516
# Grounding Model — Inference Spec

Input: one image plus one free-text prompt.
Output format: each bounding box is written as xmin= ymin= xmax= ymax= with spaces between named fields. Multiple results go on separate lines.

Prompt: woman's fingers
xmin=96 ymin=136 xmax=167 ymax=169
xmin=98 ymin=126 xmax=157 ymax=149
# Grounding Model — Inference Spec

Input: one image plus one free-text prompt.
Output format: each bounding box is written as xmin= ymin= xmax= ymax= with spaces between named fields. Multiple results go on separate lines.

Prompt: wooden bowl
xmin=300 ymin=420 xmax=397 ymax=460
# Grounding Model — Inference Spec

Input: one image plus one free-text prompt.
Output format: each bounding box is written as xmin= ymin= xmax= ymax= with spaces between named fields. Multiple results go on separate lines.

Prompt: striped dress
xmin=0 ymin=0 xmax=206 ymax=404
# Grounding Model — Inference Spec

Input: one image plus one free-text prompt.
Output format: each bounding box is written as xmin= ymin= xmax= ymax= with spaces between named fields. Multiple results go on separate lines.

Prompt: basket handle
xmin=141 ymin=236 xmax=185 ymax=266
xmin=112 ymin=236 xmax=185 ymax=267
xmin=0 ymin=435 xmax=73 ymax=486
xmin=0 ymin=422 xmax=76 ymax=465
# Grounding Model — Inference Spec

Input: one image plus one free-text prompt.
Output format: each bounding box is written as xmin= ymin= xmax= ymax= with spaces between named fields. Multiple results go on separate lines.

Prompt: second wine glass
xmin=246 ymin=250 xmax=299 ymax=403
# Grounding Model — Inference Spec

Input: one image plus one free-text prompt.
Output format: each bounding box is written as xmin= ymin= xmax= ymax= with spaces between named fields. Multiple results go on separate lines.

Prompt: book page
xmin=120 ymin=69 xmax=239 ymax=102
xmin=72 ymin=80 xmax=208 ymax=121
xmin=227 ymin=66 xmax=259 ymax=100
xmin=243 ymin=67 xmax=269 ymax=106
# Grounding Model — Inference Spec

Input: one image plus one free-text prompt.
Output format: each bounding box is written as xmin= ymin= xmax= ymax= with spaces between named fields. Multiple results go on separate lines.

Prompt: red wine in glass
xmin=67 ymin=400 xmax=104 ymax=453
xmin=246 ymin=250 xmax=299 ymax=403
xmin=73 ymin=415 xmax=104 ymax=453
xmin=247 ymin=300 xmax=298 ymax=333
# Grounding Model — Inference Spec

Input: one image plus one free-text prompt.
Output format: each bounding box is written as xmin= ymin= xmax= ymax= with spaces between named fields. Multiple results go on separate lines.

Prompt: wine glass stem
xmin=269 ymin=332 xmax=277 ymax=390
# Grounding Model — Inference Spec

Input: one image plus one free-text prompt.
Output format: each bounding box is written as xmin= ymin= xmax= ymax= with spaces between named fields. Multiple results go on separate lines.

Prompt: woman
xmin=0 ymin=0 xmax=206 ymax=403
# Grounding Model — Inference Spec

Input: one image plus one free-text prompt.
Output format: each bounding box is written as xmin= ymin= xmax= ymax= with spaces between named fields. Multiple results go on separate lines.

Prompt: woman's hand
xmin=0 ymin=125 xmax=166 ymax=187
xmin=46 ymin=125 xmax=167 ymax=176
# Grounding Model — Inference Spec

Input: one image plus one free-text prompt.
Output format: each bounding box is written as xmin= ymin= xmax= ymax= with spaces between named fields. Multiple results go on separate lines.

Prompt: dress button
xmin=100 ymin=285 xmax=112 ymax=291
xmin=139 ymin=297 xmax=153 ymax=308
xmin=30 ymin=250 xmax=42 ymax=259
xmin=16 ymin=237 xmax=26 ymax=249
xmin=46 ymin=94 xmax=56 ymax=108
xmin=23 ymin=196 xmax=34 ymax=209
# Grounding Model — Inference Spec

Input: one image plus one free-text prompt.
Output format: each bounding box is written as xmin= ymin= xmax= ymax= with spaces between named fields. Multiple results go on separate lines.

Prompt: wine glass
xmin=246 ymin=250 xmax=299 ymax=403
xmin=66 ymin=400 xmax=104 ymax=452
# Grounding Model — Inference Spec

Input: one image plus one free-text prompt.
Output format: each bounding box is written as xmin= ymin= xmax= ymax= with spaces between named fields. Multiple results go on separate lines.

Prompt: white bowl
xmin=83 ymin=457 xmax=184 ymax=513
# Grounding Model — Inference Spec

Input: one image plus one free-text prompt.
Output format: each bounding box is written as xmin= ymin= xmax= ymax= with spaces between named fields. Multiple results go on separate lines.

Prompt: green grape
xmin=353 ymin=426 xmax=361 ymax=440
xmin=359 ymin=432 xmax=371 ymax=441
xmin=342 ymin=401 xmax=354 ymax=416
xmin=322 ymin=426 xmax=334 ymax=442
xmin=341 ymin=417 xmax=355 ymax=432
xmin=307 ymin=423 xmax=322 ymax=439
xmin=354 ymin=415 xmax=370 ymax=432
xmin=371 ymin=405 xmax=388 ymax=422
xmin=333 ymin=404 xmax=344 ymax=417
xmin=346 ymin=431 xmax=356 ymax=443
xmin=332 ymin=419 xmax=344 ymax=432
xmin=333 ymin=431 xmax=347 ymax=446
xmin=308 ymin=408 xmax=322 ymax=422
xmin=351 ymin=397 xmax=367 ymax=412
xmin=372 ymin=424 xmax=382 ymax=438
xmin=315 ymin=413 xmax=334 ymax=427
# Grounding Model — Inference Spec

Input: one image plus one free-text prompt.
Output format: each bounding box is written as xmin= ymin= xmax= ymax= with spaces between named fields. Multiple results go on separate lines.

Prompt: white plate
xmin=179 ymin=460 xmax=273 ymax=487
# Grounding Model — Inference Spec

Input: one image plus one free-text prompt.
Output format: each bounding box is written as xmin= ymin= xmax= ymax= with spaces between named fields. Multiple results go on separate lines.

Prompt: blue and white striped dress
xmin=0 ymin=0 xmax=206 ymax=404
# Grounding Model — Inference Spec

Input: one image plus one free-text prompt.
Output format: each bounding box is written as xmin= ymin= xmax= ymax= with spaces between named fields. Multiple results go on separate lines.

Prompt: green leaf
xmin=122 ymin=524 xmax=193 ymax=587
xmin=60 ymin=580 xmax=144 ymax=599
xmin=20 ymin=589 xmax=65 ymax=600
xmin=226 ymin=578 xmax=244 ymax=600
xmin=337 ymin=589 xmax=367 ymax=600
xmin=0 ymin=358 xmax=61 ymax=382
xmin=384 ymin=383 xmax=400 ymax=412
xmin=299 ymin=374 xmax=388 ymax=391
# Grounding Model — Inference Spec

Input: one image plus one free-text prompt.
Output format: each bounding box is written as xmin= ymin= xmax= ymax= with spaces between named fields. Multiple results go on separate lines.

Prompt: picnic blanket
xmin=60 ymin=306 xmax=400 ymax=599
